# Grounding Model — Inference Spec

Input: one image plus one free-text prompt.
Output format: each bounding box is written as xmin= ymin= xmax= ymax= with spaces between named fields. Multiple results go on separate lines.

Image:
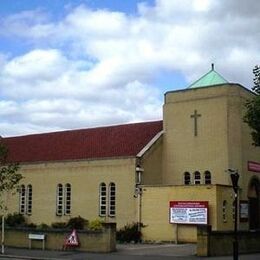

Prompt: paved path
xmin=0 ymin=244 xmax=259 ymax=259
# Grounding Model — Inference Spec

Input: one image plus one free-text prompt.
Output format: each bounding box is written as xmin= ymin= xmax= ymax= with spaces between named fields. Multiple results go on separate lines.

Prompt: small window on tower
xmin=194 ymin=171 xmax=201 ymax=184
xmin=204 ymin=171 xmax=211 ymax=184
xmin=184 ymin=172 xmax=191 ymax=185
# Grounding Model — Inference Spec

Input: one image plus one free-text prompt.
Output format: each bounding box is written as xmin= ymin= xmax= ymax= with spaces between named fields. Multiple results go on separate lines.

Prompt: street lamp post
xmin=227 ymin=169 xmax=240 ymax=260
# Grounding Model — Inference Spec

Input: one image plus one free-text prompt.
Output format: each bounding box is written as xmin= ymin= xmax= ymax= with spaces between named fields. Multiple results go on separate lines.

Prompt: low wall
xmin=197 ymin=225 xmax=260 ymax=256
xmin=0 ymin=223 xmax=116 ymax=253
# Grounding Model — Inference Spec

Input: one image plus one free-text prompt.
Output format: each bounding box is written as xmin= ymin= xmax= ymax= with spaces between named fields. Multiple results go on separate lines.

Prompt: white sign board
xmin=28 ymin=234 xmax=45 ymax=240
xmin=169 ymin=201 xmax=208 ymax=225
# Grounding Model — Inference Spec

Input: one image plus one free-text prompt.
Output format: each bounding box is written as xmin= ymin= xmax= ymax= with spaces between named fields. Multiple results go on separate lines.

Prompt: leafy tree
xmin=244 ymin=65 xmax=260 ymax=146
xmin=0 ymin=139 xmax=22 ymax=211
xmin=0 ymin=137 xmax=22 ymax=254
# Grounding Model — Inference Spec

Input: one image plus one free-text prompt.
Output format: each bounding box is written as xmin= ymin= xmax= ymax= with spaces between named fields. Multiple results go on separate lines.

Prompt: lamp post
xmin=227 ymin=169 xmax=239 ymax=260
xmin=135 ymin=164 xmax=144 ymax=241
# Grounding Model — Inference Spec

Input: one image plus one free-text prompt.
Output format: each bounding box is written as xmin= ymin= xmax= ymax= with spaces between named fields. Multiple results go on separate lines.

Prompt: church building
xmin=3 ymin=66 xmax=260 ymax=242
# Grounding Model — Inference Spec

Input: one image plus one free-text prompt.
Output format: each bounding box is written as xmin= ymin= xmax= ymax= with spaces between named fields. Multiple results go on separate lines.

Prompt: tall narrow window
xmin=99 ymin=183 xmax=107 ymax=216
xmin=64 ymin=183 xmax=71 ymax=215
xmin=184 ymin=172 xmax=191 ymax=185
xmin=223 ymin=200 xmax=227 ymax=222
xmin=194 ymin=171 xmax=201 ymax=184
xmin=19 ymin=185 xmax=26 ymax=214
xmin=56 ymin=184 xmax=63 ymax=216
xmin=109 ymin=183 xmax=116 ymax=217
xmin=204 ymin=171 xmax=211 ymax=184
xmin=26 ymin=184 xmax=32 ymax=215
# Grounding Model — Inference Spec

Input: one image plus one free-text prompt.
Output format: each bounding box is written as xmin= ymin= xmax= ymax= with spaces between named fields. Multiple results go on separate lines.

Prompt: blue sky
xmin=0 ymin=0 xmax=154 ymax=15
xmin=0 ymin=0 xmax=259 ymax=136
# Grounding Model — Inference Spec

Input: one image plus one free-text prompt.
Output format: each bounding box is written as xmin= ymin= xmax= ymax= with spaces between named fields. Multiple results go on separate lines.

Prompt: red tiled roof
xmin=3 ymin=121 xmax=163 ymax=163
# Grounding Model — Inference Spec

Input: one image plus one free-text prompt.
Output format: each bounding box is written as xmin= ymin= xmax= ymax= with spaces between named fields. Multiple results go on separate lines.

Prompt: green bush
xmin=89 ymin=219 xmax=103 ymax=231
xmin=51 ymin=222 xmax=67 ymax=229
xmin=26 ymin=223 xmax=37 ymax=229
xmin=116 ymin=222 xmax=142 ymax=243
xmin=5 ymin=213 xmax=26 ymax=227
xmin=67 ymin=216 xmax=88 ymax=230
xmin=37 ymin=223 xmax=50 ymax=230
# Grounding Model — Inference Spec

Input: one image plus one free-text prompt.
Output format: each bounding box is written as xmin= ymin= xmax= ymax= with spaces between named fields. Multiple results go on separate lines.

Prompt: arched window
xmin=99 ymin=183 xmax=107 ymax=217
xmin=19 ymin=185 xmax=26 ymax=214
xmin=194 ymin=171 xmax=201 ymax=184
xmin=223 ymin=200 xmax=227 ymax=222
xmin=109 ymin=183 xmax=116 ymax=217
xmin=26 ymin=184 xmax=33 ymax=215
xmin=184 ymin=172 xmax=191 ymax=185
xmin=204 ymin=171 xmax=211 ymax=184
xmin=56 ymin=184 xmax=63 ymax=216
xmin=64 ymin=183 xmax=71 ymax=215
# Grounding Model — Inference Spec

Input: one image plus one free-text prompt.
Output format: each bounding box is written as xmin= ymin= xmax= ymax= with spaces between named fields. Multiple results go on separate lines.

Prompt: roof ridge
xmin=4 ymin=120 xmax=163 ymax=139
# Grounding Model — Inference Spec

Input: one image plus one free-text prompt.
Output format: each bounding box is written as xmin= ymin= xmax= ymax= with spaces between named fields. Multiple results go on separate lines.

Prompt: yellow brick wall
xmin=141 ymin=184 xmax=234 ymax=242
xmin=141 ymin=136 xmax=163 ymax=185
xmin=7 ymin=157 xmax=138 ymax=229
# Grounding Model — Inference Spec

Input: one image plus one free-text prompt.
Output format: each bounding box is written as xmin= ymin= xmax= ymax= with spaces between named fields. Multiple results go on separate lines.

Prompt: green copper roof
xmin=188 ymin=64 xmax=228 ymax=89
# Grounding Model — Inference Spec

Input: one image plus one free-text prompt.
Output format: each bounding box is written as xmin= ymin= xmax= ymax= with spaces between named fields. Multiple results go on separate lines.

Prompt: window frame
xmin=26 ymin=184 xmax=33 ymax=215
xmin=64 ymin=183 xmax=71 ymax=215
xmin=184 ymin=172 xmax=191 ymax=185
xmin=99 ymin=183 xmax=107 ymax=217
xmin=19 ymin=185 xmax=26 ymax=215
xmin=223 ymin=200 xmax=227 ymax=222
xmin=204 ymin=171 xmax=211 ymax=184
xmin=194 ymin=171 xmax=201 ymax=184
xmin=56 ymin=184 xmax=63 ymax=216
xmin=108 ymin=182 xmax=116 ymax=217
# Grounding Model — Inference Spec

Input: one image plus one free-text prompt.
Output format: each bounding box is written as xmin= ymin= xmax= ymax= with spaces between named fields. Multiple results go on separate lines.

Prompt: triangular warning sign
xmin=65 ymin=229 xmax=79 ymax=247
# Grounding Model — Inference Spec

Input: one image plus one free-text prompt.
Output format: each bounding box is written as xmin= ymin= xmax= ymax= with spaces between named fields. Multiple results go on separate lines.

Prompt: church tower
xmin=161 ymin=65 xmax=255 ymax=189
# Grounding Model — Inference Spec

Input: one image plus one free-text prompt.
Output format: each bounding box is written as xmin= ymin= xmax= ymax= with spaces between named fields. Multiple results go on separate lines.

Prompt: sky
xmin=0 ymin=0 xmax=259 ymax=137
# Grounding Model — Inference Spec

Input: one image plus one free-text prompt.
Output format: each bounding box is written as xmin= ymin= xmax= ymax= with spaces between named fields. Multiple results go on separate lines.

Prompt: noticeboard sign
xmin=169 ymin=201 xmax=208 ymax=225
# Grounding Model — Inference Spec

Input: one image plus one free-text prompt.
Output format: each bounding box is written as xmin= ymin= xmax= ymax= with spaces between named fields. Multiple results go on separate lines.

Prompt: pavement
xmin=0 ymin=243 xmax=259 ymax=260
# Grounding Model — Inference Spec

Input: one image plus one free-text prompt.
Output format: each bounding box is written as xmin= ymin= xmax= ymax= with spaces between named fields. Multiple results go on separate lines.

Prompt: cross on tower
xmin=190 ymin=110 xmax=201 ymax=137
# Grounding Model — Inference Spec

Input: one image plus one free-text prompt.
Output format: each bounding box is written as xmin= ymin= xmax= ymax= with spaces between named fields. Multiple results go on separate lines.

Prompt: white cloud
xmin=0 ymin=0 xmax=259 ymax=136
xmin=3 ymin=49 xmax=68 ymax=80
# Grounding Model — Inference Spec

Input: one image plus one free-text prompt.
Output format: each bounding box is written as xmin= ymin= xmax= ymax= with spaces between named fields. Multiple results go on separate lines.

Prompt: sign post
xmin=63 ymin=229 xmax=80 ymax=250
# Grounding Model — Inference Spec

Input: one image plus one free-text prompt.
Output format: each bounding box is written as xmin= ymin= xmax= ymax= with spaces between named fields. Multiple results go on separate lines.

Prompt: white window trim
xmin=64 ymin=183 xmax=71 ymax=215
xmin=108 ymin=183 xmax=116 ymax=217
xmin=99 ymin=183 xmax=107 ymax=217
xmin=56 ymin=184 xmax=63 ymax=216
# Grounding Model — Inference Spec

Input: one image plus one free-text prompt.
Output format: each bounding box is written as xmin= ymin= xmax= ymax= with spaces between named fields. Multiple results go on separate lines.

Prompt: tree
xmin=0 ymin=137 xmax=22 ymax=254
xmin=244 ymin=65 xmax=260 ymax=146
xmin=0 ymin=139 xmax=22 ymax=211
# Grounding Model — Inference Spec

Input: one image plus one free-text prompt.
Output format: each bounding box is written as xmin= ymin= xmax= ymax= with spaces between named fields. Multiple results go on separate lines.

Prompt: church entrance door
xmin=248 ymin=177 xmax=260 ymax=230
